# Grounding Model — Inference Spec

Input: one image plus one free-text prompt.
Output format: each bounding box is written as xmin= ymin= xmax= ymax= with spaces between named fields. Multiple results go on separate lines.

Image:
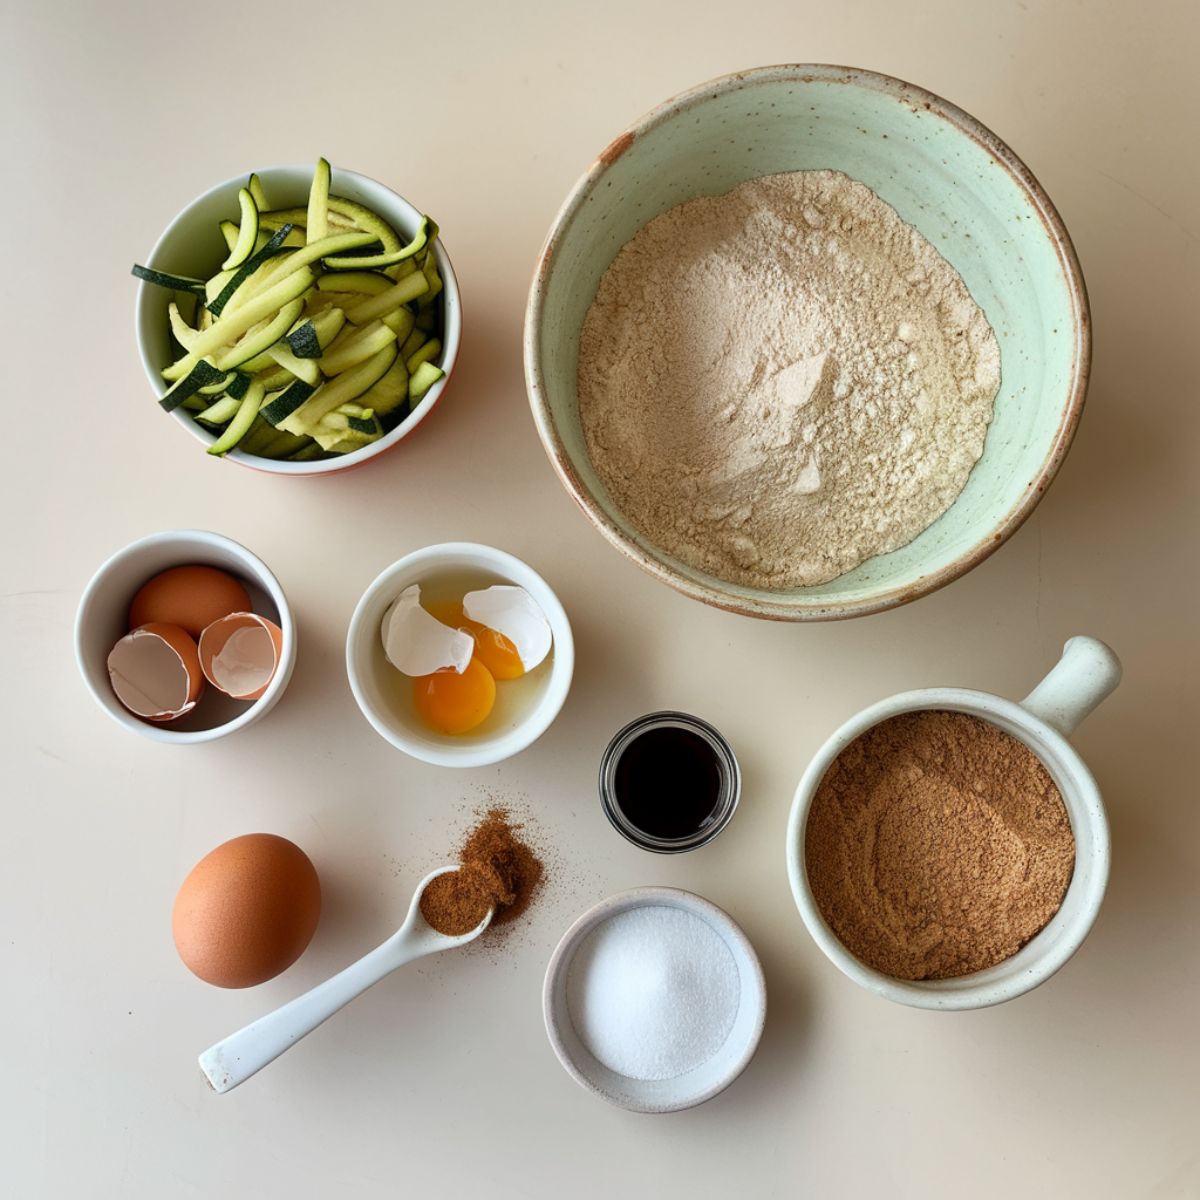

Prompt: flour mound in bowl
xmin=577 ymin=171 xmax=1001 ymax=590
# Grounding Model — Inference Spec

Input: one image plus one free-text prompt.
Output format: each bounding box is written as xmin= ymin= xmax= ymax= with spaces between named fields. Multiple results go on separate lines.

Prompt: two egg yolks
xmin=413 ymin=602 xmax=525 ymax=735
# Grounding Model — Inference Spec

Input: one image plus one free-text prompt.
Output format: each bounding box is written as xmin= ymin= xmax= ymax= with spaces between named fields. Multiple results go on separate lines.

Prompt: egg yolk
xmin=422 ymin=601 xmax=525 ymax=681
xmin=461 ymin=617 xmax=524 ymax=680
xmin=413 ymin=657 xmax=496 ymax=735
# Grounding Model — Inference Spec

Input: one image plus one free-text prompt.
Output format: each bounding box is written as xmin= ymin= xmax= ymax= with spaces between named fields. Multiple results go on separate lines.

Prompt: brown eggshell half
xmin=197 ymin=612 xmax=284 ymax=701
xmin=172 ymin=833 xmax=322 ymax=989
xmin=107 ymin=622 xmax=205 ymax=722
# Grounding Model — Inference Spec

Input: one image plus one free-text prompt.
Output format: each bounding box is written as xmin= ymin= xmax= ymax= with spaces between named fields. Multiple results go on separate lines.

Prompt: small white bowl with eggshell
xmin=345 ymin=543 xmax=574 ymax=767
xmin=75 ymin=529 xmax=296 ymax=744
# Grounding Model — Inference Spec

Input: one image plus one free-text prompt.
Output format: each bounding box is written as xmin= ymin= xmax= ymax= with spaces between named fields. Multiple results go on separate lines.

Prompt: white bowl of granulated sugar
xmin=542 ymin=888 xmax=767 ymax=1113
xmin=524 ymin=65 xmax=1090 ymax=620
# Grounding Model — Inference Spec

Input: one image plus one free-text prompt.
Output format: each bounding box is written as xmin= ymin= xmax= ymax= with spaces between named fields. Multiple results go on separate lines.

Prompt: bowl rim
xmin=134 ymin=162 xmax=461 ymax=478
xmin=523 ymin=63 xmax=1092 ymax=621
xmin=784 ymin=686 xmax=1110 ymax=1009
xmin=73 ymin=528 xmax=297 ymax=744
xmin=344 ymin=541 xmax=575 ymax=767
xmin=542 ymin=886 xmax=768 ymax=1113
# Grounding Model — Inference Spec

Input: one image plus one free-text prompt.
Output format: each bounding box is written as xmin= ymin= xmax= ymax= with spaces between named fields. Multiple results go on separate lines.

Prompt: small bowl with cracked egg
xmin=345 ymin=543 xmax=574 ymax=767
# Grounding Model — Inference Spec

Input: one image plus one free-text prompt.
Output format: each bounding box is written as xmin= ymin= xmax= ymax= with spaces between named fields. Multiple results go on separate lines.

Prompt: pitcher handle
xmin=1019 ymin=636 xmax=1122 ymax=738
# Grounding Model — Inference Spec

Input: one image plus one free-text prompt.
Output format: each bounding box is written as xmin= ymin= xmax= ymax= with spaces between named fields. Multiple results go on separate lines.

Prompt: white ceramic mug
xmin=786 ymin=636 xmax=1121 ymax=1010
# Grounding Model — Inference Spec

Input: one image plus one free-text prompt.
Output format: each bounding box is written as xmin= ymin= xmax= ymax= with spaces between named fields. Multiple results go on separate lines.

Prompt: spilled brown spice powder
xmin=419 ymin=807 xmax=544 ymax=937
xmin=805 ymin=711 xmax=1075 ymax=980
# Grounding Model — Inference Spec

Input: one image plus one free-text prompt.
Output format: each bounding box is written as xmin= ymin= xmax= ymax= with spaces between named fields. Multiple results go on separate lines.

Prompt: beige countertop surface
xmin=4 ymin=1 xmax=1198 ymax=1195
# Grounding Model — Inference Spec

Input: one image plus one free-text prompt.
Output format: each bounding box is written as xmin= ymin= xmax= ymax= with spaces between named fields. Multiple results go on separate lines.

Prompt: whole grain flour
xmin=577 ymin=171 xmax=1001 ymax=589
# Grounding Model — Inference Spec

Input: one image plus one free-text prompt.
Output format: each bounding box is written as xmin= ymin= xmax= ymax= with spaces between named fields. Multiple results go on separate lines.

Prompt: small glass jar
xmin=599 ymin=711 xmax=741 ymax=854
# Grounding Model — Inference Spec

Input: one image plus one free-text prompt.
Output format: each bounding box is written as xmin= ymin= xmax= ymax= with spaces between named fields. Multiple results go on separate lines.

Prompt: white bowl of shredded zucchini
xmin=133 ymin=160 xmax=460 ymax=474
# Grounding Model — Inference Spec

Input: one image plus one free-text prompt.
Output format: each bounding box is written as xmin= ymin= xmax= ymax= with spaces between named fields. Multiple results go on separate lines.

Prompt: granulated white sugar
xmin=565 ymin=904 xmax=741 ymax=1081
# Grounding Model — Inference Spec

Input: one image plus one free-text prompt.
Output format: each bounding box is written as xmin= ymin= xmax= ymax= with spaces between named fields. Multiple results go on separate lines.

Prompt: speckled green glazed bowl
xmin=524 ymin=65 xmax=1090 ymax=620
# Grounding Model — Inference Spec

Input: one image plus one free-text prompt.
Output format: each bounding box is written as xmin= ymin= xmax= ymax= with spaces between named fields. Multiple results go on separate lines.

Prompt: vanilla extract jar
xmin=599 ymin=711 xmax=740 ymax=853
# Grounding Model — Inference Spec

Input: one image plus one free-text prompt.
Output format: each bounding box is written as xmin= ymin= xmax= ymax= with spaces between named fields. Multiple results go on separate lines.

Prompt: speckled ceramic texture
xmin=525 ymin=65 xmax=1091 ymax=620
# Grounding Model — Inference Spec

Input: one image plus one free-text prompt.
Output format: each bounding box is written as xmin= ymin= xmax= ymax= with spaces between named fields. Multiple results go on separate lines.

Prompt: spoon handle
xmin=198 ymin=939 xmax=404 ymax=1094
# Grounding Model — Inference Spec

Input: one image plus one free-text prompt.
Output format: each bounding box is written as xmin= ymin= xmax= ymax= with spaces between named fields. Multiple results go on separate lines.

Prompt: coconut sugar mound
xmin=804 ymin=711 xmax=1075 ymax=981
xmin=577 ymin=170 xmax=1001 ymax=590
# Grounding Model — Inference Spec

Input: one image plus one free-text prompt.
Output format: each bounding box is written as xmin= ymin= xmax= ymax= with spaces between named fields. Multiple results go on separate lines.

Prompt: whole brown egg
xmin=172 ymin=834 xmax=321 ymax=988
xmin=129 ymin=565 xmax=252 ymax=639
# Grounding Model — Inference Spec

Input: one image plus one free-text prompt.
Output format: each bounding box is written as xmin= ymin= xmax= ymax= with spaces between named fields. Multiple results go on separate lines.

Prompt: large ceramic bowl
xmin=135 ymin=164 xmax=461 ymax=477
xmin=524 ymin=65 xmax=1090 ymax=620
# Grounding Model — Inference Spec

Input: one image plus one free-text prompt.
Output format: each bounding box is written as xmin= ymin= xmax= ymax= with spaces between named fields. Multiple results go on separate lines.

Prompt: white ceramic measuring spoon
xmin=198 ymin=865 xmax=491 ymax=1094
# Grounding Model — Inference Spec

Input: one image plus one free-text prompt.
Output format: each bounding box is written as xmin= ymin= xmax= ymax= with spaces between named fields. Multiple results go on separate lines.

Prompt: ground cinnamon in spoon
xmin=419 ymin=807 xmax=544 ymax=936
xmin=805 ymin=711 xmax=1074 ymax=980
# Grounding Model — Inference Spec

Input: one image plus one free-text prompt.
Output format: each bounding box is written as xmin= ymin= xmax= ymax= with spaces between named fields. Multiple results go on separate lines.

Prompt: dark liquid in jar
xmin=613 ymin=725 xmax=723 ymax=840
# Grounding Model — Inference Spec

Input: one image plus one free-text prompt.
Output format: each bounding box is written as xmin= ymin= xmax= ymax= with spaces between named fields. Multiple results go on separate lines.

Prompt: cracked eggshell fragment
xmin=382 ymin=584 xmax=474 ymax=677
xmin=107 ymin=623 xmax=205 ymax=722
xmin=198 ymin=612 xmax=284 ymax=701
xmin=462 ymin=585 xmax=552 ymax=672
